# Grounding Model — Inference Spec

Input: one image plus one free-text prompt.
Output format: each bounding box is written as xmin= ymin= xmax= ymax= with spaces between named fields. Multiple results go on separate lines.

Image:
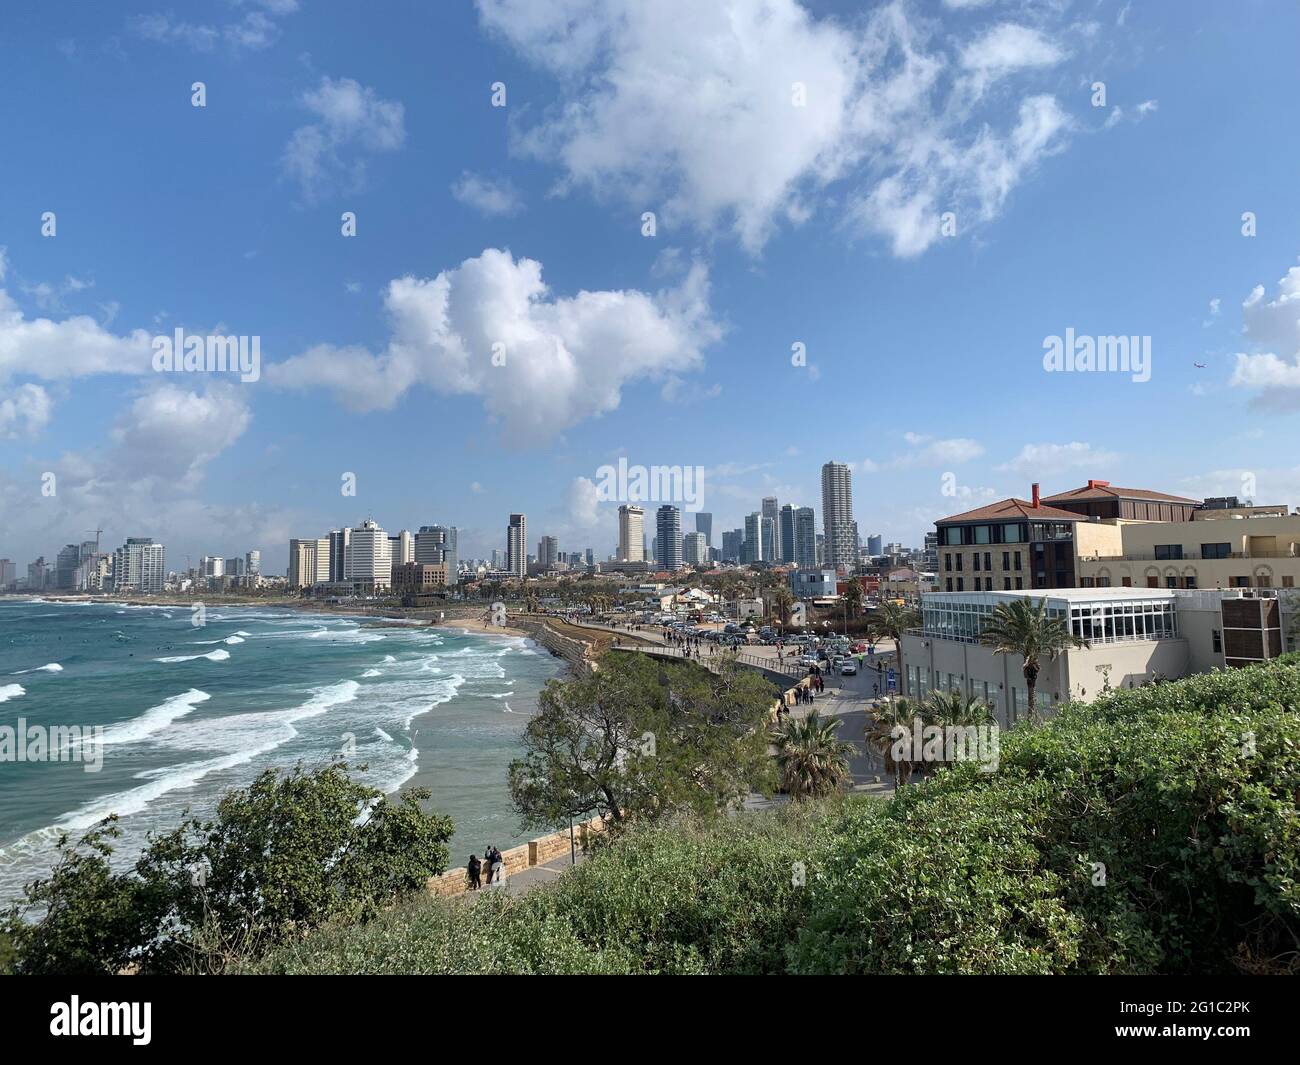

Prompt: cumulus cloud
xmin=268 ymin=247 xmax=721 ymax=445
xmin=864 ymin=432 xmax=985 ymax=469
xmin=0 ymin=383 xmax=52 ymax=438
xmin=282 ymin=77 xmax=406 ymax=202
xmin=111 ymin=385 xmax=252 ymax=491
xmin=1231 ymin=259 xmax=1300 ymax=410
xmin=0 ymin=283 xmax=153 ymax=383
xmin=476 ymin=0 xmax=1075 ymax=257
xmin=997 ymin=441 xmax=1121 ymax=478
xmin=451 ymin=172 xmax=524 ymax=216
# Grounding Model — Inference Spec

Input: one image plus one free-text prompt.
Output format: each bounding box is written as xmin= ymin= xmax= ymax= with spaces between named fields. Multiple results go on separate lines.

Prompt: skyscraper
xmin=761 ymin=516 xmax=776 ymax=563
xmin=683 ymin=531 xmax=707 ymax=565
xmin=506 ymin=514 xmax=527 ymax=578
xmin=114 ymin=537 xmax=165 ymax=594
xmin=761 ymin=496 xmax=779 ymax=556
xmin=821 ymin=461 xmax=855 ymax=570
xmin=867 ymin=533 xmax=883 ymax=556
xmin=538 ymin=536 xmax=559 ymax=569
xmin=743 ymin=512 xmax=762 ymax=563
xmin=388 ymin=530 xmax=414 ymax=565
xmin=721 ymin=529 xmax=743 ymax=562
xmin=794 ymin=506 xmax=817 ymax=568
xmin=618 ymin=505 xmax=645 ymax=562
xmin=779 ymin=504 xmax=798 ymax=564
xmin=655 ymin=505 xmax=683 ymax=570
xmin=328 ymin=528 xmax=350 ymax=582
xmin=694 ymin=511 xmax=713 ymax=547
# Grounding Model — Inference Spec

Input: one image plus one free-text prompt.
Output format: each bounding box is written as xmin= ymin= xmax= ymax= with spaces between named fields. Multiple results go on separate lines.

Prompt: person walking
xmin=467 ymin=854 xmax=482 ymax=891
xmin=486 ymin=845 xmax=504 ymax=884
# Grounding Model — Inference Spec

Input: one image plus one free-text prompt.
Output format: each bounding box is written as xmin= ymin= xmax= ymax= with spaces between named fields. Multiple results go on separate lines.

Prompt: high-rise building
xmin=114 ymin=537 xmax=165 ymax=594
xmin=683 ymin=531 xmax=708 ymax=565
xmin=289 ymin=538 xmax=324 ymax=589
xmin=246 ymin=550 xmax=261 ymax=576
xmin=722 ymin=529 xmax=743 ymax=563
xmin=867 ymin=533 xmax=883 ymax=556
xmin=584 ymin=548 xmax=594 ymax=567
xmin=0 ymin=559 xmax=15 ymax=589
xmin=346 ymin=518 xmax=392 ymax=591
xmin=202 ymin=555 xmax=225 ymax=578
xmin=656 ymin=505 xmax=683 ymax=570
xmin=761 ymin=497 xmax=780 ymax=558
xmin=779 ymin=505 xmax=798 ymax=564
xmin=618 ymin=505 xmax=645 ymax=562
xmin=328 ymin=528 xmax=350 ymax=582
xmin=389 ymin=530 xmax=414 ymax=565
xmin=26 ymin=557 xmax=49 ymax=590
xmin=506 ymin=514 xmax=527 ymax=578
xmin=695 ymin=512 xmax=713 ymax=547
xmin=436 ymin=526 xmax=459 ymax=579
xmin=56 ymin=543 xmax=81 ymax=589
xmin=821 ymin=461 xmax=856 ymax=570
xmin=761 ymin=516 xmax=777 ymax=563
xmin=538 ymin=536 xmax=559 ymax=569
xmin=794 ymin=506 xmax=817 ymax=568
xmin=743 ymin=512 xmax=762 ymax=563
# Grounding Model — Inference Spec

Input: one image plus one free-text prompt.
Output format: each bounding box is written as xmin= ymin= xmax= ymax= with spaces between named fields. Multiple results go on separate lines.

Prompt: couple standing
xmin=467 ymin=845 xmax=504 ymax=890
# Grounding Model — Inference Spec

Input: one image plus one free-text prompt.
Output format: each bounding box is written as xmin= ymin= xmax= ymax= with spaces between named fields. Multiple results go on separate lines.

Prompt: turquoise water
xmin=0 ymin=598 xmax=560 ymax=904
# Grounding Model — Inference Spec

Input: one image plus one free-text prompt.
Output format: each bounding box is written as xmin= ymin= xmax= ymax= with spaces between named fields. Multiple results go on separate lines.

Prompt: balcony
xmin=1084 ymin=550 xmax=1298 ymax=562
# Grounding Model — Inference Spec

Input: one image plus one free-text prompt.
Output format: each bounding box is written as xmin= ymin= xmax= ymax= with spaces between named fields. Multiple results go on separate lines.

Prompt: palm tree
xmin=978 ymin=596 xmax=1088 ymax=724
xmin=863 ymin=697 xmax=924 ymax=786
xmin=769 ymin=585 xmax=795 ymax=625
xmin=924 ymin=689 xmax=995 ymax=728
xmin=771 ymin=713 xmax=857 ymax=799
xmin=869 ymin=600 xmax=920 ymax=695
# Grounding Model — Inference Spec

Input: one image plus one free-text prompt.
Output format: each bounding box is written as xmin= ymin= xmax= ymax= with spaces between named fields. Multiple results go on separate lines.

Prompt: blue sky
xmin=2 ymin=0 xmax=1299 ymax=572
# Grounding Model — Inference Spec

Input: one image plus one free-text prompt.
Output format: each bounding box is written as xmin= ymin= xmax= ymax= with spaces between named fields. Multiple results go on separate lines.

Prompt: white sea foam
xmin=361 ymin=669 xmax=383 ymax=678
xmin=99 ymin=689 xmax=211 ymax=746
xmin=11 ymin=663 xmax=63 ymax=675
xmin=154 ymin=648 xmax=231 ymax=663
xmin=0 ymin=684 xmax=25 ymax=703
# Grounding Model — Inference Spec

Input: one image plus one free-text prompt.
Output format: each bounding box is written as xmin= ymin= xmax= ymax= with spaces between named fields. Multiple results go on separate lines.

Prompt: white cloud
xmin=0 ymin=383 xmax=52 ymax=438
xmin=958 ymin=23 xmax=1066 ymax=100
xmin=1230 ymin=258 xmax=1300 ymax=410
xmin=110 ymin=385 xmax=252 ymax=491
xmin=865 ymin=432 xmax=984 ymax=469
xmin=129 ymin=1 xmax=297 ymax=52
xmin=477 ymin=0 xmax=1076 ymax=257
xmin=268 ymin=248 xmax=721 ymax=445
xmin=997 ymin=441 xmax=1121 ymax=478
xmin=0 ymin=284 xmax=153 ymax=383
xmin=281 ymin=77 xmax=406 ymax=202
xmin=451 ymin=172 xmax=524 ymax=216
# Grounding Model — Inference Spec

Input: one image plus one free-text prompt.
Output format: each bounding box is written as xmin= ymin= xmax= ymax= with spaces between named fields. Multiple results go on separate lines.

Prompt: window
xmin=973 ymin=553 xmax=980 ymax=571
xmin=985 ymin=577 xmax=993 ymax=590
xmin=1185 ymin=575 xmax=1197 ymax=589
xmin=1201 ymin=543 xmax=1232 ymax=560
xmin=1002 ymin=523 xmax=1023 ymax=543
xmin=956 ymin=578 xmax=964 ymax=591
xmin=955 ymin=554 xmax=962 ymax=571
xmin=974 ymin=525 xmax=991 ymax=545
xmin=1015 ymin=577 xmax=1023 ymax=590
xmin=944 ymin=553 xmax=952 ymax=572
xmin=1154 ymin=544 xmax=1184 ymax=560
xmin=945 ymin=577 xmax=953 ymax=592
xmin=1166 ymin=575 xmax=1178 ymax=588
xmin=1003 ymin=577 xmax=1011 ymax=590
xmin=1002 ymin=551 xmax=1010 ymax=570
xmin=1014 ymin=551 xmax=1022 ymax=571
xmin=1146 ymin=576 xmax=1158 ymax=588
xmin=984 ymin=552 xmax=992 ymax=571
xmin=1212 ymin=629 xmax=1222 ymax=653
xmin=1231 ymin=576 xmax=1249 ymax=588
xmin=943 ymin=526 xmax=962 ymax=546
xmin=1285 ymin=576 xmax=1295 ymax=588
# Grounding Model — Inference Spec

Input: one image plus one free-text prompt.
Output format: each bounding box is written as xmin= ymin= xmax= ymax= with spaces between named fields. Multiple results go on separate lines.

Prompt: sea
xmin=0 ymin=598 xmax=561 ymax=905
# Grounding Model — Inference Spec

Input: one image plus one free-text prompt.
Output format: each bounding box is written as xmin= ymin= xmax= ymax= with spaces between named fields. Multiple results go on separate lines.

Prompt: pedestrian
xmin=467 ymin=854 xmax=482 ymax=891
xmin=486 ymin=845 xmax=504 ymax=884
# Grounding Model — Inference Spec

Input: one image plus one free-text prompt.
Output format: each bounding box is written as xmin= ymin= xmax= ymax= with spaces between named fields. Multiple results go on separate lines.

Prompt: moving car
xmin=840 ymin=660 xmax=858 ymax=676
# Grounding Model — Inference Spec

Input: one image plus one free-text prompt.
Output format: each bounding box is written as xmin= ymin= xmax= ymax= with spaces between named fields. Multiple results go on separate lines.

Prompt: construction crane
xmin=85 ymin=527 xmax=103 ymax=553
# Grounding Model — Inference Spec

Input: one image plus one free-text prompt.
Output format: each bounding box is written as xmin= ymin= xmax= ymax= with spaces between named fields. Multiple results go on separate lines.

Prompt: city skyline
xmin=3 ymin=3 xmax=1300 ymax=574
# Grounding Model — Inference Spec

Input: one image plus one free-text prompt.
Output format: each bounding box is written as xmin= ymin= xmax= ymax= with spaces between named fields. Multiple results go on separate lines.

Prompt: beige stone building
xmin=1078 ymin=513 xmax=1300 ymax=591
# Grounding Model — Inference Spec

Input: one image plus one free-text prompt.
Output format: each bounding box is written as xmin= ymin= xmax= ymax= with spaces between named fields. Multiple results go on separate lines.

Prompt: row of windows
xmin=944 ymin=550 xmax=1023 ymax=572
xmin=1081 ymin=574 xmax=1295 ymax=590
xmin=1154 ymin=543 xmax=1232 ymax=560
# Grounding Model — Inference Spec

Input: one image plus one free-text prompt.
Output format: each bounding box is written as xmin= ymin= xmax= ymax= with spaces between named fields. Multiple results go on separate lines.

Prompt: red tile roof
xmin=1042 ymin=484 xmax=1199 ymax=504
xmin=936 ymin=498 xmax=1083 ymax=524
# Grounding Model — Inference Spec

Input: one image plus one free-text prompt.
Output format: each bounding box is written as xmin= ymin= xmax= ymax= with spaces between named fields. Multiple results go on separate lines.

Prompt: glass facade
xmin=919 ymin=590 xmax=1178 ymax=645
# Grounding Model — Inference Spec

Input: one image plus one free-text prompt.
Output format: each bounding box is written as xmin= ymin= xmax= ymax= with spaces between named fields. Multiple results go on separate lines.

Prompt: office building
xmin=743 ymin=512 xmax=763 ymax=563
xmin=328 ymin=528 xmax=350 ymax=583
xmin=779 ymin=505 xmax=797 ymax=564
xmin=792 ymin=506 xmax=817 ymax=568
xmin=538 ymin=536 xmax=559 ymax=570
xmin=722 ymin=529 xmax=743 ymax=563
xmin=684 ymin=531 xmax=708 ymax=565
xmin=695 ymin=512 xmax=713 ymax=547
xmin=867 ymin=533 xmax=883 ymax=556
xmin=389 ymin=530 xmax=414 ymax=566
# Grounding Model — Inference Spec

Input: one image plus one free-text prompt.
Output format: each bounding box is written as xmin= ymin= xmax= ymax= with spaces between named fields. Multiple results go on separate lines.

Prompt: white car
xmin=840 ymin=661 xmax=858 ymax=676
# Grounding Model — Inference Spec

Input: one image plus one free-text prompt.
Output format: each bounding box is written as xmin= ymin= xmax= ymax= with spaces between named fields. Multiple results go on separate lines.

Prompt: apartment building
xmin=1078 ymin=512 xmax=1300 ymax=591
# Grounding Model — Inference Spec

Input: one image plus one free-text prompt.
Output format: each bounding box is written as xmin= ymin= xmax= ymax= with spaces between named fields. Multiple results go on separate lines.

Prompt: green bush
xmin=4 ymin=763 xmax=453 ymax=974
xmin=254 ymin=659 xmax=1300 ymax=976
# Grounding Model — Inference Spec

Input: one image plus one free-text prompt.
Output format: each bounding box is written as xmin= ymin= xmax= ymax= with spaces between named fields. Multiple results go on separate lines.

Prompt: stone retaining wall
xmin=427 ymin=815 xmax=611 ymax=898
xmin=511 ymin=617 xmax=597 ymax=675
